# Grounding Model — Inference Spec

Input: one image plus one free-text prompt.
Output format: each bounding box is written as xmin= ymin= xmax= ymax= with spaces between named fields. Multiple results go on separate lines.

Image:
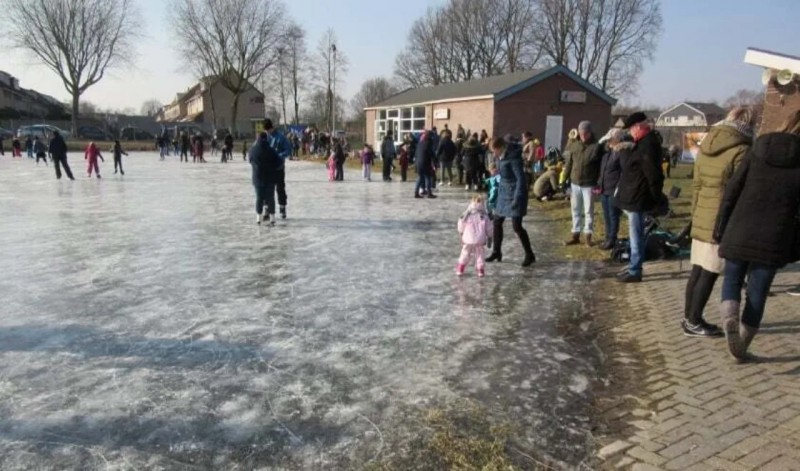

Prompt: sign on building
xmin=560 ymin=91 xmax=587 ymax=103
xmin=433 ymin=108 xmax=449 ymax=120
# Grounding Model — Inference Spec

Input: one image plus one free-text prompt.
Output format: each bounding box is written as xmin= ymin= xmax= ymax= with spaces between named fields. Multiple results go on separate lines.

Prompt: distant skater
xmin=456 ymin=194 xmax=493 ymax=277
xmin=85 ymin=142 xmax=104 ymax=178
xmin=360 ymin=144 xmax=375 ymax=181
xmin=33 ymin=137 xmax=48 ymax=166
xmin=48 ymin=131 xmax=74 ymax=180
xmin=113 ymin=140 xmax=128 ymax=175
xmin=180 ymin=132 xmax=190 ymax=162
xmin=12 ymin=137 xmax=21 ymax=158
xmin=249 ymin=132 xmax=282 ymax=226
xmin=25 ymin=135 xmax=33 ymax=159
xmin=193 ymin=133 xmax=205 ymax=163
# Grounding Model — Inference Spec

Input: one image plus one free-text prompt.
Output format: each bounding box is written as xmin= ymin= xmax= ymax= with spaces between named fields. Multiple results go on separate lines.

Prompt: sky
xmin=3 ymin=0 xmax=799 ymax=113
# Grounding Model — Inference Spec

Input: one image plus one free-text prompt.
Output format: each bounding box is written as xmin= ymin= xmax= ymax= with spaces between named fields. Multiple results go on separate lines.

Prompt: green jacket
xmin=690 ymin=124 xmax=752 ymax=243
xmin=564 ymin=136 xmax=601 ymax=186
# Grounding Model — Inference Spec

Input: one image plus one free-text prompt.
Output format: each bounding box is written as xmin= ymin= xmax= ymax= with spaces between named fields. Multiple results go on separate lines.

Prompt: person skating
xmin=360 ymin=144 xmax=375 ymax=181
xmin=193 ymin=133 xmax=205 ymax=163
xmin=333 ymin=139 xmax=346 ymax=182
xmin=462 ymin=133 xmax=482 ymax=190
xmin=398 ymin=143 xmax=409 ymax=182
xmin=223 ymin=131 xmax=233 ymax=163
xmin=113 ymin=140 xmax=129 ymax=175
xmin=381 ymin=132 xmax=396 ymax=182
xmin=33 ymin=137 xmax=48 ymax=166
xmin=437 ymin=130 xmax=457 ymax=187
xmin=25 ymin=135 xmax=33 ymax=159
xmin=263 ymin=119 xmax=292 ymax=218
xmin=414 ymin=131 xmax=436 ymax=199
xmin=456 ymin=194 xmax=493 ymax=277
xmin=241 ymin=140 xmax=248 ymax=161
xmin=12 ymin=137 xmax=22 ymax=158
xmin=180 ymin=132 xmax=190 ymax=162
xmin=85 ymin=142 xmax=104 ymax=178
xmin=485 ymin=136 xmax=536 ymax=266
xmin=682 ymin=107 xmax=753 ymax=338
xmin=48 ymin=131 xmax=74 ymax=180
xmin=249 ymin=131 xmax=282 ymax=226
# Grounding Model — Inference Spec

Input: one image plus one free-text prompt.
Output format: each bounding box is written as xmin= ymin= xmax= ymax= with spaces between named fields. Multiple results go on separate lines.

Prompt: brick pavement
xmin=595 ymin=260 xmax=800 ymax=470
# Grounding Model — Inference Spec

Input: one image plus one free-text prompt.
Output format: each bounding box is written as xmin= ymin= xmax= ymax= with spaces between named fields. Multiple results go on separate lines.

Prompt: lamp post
xmin=331 ymin=43 xmax=337 ymax=139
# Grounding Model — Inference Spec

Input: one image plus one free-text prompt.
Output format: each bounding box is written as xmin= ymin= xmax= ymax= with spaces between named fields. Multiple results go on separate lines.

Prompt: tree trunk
xmin=207 ymin=82 xmax=218 ymax=135
xmin=230 ymin=93 xmax=241 ymax=137
xmin=71 ymin=91 xmax=80 ymax=137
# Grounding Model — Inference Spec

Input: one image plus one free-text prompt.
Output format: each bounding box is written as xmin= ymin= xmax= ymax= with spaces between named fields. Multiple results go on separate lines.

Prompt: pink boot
xmin=477 ymin=267 xmax=485 ymax=278
xmin=455 ymin=263 xmax=465 ymax=276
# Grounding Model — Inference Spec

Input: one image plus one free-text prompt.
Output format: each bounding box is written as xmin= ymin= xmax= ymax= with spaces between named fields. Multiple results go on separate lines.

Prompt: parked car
xmin=77 ymin=126 xmax=110 ymax=141
xmin=17 ymin=124 xmax=70 ymax=140
xmin=0 ymin=127 xmax=14 ymax=140
xmin=120 ymin=126 xmax=154 ymax=141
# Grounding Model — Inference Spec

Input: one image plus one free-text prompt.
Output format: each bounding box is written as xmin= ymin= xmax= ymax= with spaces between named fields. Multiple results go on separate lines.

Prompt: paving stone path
xmin=595 ymin=260 xmax=800 ymax=470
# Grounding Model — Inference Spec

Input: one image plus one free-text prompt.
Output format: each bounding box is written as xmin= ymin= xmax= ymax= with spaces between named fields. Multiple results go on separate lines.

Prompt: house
xmin=656 ymin=102 xmax=726 ymax=128
xmin=363 ymin=65 xmax=616 ymax=152
xmin=612 ymin=109 xmax=661 ymax=128
xmin=157 ymin=76 xmax=265 ymax=136
xmin=744 ymin=47 xmax=800 ymax=133
xmin=0 ymin=70 xmax=68 ymax=120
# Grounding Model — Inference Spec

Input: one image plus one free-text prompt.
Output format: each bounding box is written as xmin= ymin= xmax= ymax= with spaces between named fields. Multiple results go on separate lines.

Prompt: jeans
xmin=721 ymin=259 xmax=778 ymax=328
xmin=254 ymin=183 xmax=276 ymax=215
xmin=114 ymin=156 xmax=124 ymax=174
xmin=382 ymin=158 xmax=392 ymax=181
xmin=276 ymin=168 xmax=287 ymax=207
xmin=414 ymin=169 xmax=432 ymax=195
xmin=600 ymin=194 xmax=621 ymax=242
xmin=362 ymin=163 xmax=371 ymax=180
xmin=570 ymin=184 xmax=595 ymax=234
xmin=625 ymin=210 xmax=646 ymax=276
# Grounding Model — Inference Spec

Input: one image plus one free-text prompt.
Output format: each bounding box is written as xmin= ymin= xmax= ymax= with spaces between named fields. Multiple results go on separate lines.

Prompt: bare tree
xmin=171 ymin=0 xmax=288 ymax=135
xmin=534 ymin=0 xmax=663 ymax=97
xmin=5 ymin=0 xmax=139 ymax=135
xmin=393 ymin=0 xmax=545 ymax=88
xmin=140 ymin=99 xmax=163 ymax=117
xmin=350 ymin=77 xmax=399 ymax=119
xmin=286 ymin=24 xmax=308 ymax=124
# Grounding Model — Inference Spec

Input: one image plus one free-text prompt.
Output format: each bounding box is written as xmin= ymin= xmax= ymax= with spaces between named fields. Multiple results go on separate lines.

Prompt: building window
xmin=388 ymin=109 xmax=398 ymax=118
xmin=379 ymin=110 xmax=387 ymax=120
xmin=413 ymin=106 xmax=425 ymax=118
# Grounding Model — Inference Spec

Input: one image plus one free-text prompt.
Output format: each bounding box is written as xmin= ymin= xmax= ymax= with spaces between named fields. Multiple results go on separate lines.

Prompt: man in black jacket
xmin=249 ymin=132 xmax=281 ymax=225
xmin=48 ymin=131 xmax=74 ymax=180
xmin=436 ymin=131 xmax=457 ymax=186
xmin=615 ymin=112 xmax=664 ymax=283
xmin=381 ymin=132 xmax=396 ymax=182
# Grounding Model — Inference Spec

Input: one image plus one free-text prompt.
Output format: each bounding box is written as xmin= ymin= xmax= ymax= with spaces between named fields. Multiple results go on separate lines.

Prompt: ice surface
xmin=0 ymin=153 xmax=602 ymax=469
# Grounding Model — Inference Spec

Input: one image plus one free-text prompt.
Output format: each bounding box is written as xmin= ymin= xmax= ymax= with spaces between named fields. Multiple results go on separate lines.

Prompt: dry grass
xmin=531 ymin=162 xmax=694 ymax=261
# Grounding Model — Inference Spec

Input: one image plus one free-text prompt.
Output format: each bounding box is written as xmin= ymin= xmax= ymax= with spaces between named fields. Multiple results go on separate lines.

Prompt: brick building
xmin=364 ymin=65 xmax=615 ymax=152
xmin=744 ymin=48 xmax=800 ymax=134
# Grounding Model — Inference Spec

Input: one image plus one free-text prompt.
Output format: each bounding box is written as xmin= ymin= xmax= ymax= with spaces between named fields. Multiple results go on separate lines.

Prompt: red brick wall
xmin=494 ymin=72 xmax=612 ymax=148
xmin=429 ymin=99 xmax=494 ymax=137
xmin=760 ymin=80 xmax=799 ymax=134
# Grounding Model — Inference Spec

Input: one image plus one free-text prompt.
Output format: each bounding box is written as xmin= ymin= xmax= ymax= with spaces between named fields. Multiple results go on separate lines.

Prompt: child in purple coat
xmin=360 ymin=144 xmax=375 ymax=181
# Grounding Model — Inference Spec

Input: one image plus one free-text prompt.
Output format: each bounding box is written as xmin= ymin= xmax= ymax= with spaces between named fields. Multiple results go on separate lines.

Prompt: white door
xmin=544 ymin=115 xmax=563 ymax=152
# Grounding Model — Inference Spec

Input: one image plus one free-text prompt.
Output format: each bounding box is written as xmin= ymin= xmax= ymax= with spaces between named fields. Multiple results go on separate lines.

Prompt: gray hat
xmin=578 ymin=121 xmax=592 ymax=132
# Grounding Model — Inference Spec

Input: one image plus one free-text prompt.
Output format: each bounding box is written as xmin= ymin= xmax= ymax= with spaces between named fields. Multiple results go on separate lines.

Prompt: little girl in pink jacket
xmin=84 ymin=142 xmax=104 ymax=178
xmin=456 ymin=195 xmax=493 ymax=277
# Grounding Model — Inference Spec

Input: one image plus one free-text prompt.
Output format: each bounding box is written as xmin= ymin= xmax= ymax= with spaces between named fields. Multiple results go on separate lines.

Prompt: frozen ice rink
xmin=0 ymin=153 xmax=602 ymax=469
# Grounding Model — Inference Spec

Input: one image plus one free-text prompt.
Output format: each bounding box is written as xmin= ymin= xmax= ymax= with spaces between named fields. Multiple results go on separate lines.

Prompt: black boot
xmin=486 ymin=252 xmax=502 ymax=262
xmin=519 ymin=229 xmax=536 ymax=267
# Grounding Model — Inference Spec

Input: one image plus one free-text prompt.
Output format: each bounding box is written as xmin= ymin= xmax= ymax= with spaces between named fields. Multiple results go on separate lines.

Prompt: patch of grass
xmin=364 ymin=399 xmax=549 ymax=470
xmin=531 ymin=162 xmax=694 ymax=261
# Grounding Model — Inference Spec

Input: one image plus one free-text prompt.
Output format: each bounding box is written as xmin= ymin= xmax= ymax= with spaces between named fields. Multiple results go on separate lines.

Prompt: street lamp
xmin=331 ymin=43 xmax=337 ymax=139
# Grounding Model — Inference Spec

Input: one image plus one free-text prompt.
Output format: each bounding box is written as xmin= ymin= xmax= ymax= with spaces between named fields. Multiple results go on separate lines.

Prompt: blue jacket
xmin=268 ymin=130 xmax=292 ymax=169
xmin=494 ymin=143 xmax=528 ymax=218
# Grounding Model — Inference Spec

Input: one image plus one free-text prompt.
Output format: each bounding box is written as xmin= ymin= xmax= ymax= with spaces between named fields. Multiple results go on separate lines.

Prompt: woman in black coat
xmin=715 ymin=110 xmax=800 ymax=361
xmin=333 ymin=140 xmax=346 ymax=181
xmin=462 ymin=133 xmax=482 ymax=190
xmin=486 ymin=136 xmax=535 ymax=266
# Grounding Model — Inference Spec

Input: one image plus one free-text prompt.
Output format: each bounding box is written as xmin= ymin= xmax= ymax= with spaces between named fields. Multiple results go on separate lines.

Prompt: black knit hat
xmin=623 ymin=112 xmax=648 ymax=129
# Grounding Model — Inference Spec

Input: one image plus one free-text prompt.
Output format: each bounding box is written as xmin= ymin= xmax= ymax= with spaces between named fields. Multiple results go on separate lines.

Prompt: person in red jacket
xmin=84 ymin=142 xmax=104 ymax=178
